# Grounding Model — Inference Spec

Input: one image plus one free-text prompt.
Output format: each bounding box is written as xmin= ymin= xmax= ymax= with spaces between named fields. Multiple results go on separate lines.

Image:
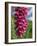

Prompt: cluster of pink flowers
xmin=15 ymin=7 xmax=29 ymax=38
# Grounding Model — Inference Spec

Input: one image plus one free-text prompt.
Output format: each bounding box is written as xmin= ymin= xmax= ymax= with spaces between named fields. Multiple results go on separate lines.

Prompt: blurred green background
xmin=11 ymin=16 xmax=32 ymax=39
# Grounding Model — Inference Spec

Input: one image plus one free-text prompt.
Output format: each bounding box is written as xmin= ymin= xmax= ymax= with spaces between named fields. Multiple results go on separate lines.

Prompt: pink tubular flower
xmin=15 ymin=7 xmax=29 ymax=37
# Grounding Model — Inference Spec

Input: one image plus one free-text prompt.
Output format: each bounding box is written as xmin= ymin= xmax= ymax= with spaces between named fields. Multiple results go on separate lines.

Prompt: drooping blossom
xmin=15 ymin=7 xmax=29 ymax=37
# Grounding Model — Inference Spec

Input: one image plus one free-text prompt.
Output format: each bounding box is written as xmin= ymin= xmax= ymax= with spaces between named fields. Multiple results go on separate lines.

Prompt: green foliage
xmin=24 ymin=21 xmax=32 ymax=38
xmin=11 ymin=16 xmax=17 ymax=39
xmin=11 ymin=16 xmax=32 ymax=39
